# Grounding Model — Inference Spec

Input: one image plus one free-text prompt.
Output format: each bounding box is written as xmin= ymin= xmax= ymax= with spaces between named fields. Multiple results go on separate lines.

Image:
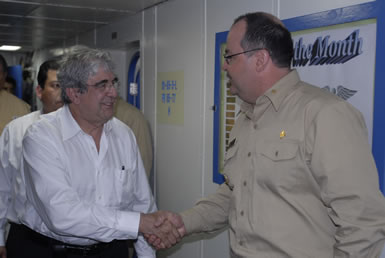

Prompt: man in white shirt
xmin=19 ymin=48 xmax=180 ymax=258
xmin=0 ymin=59 xmax=62 ymax=258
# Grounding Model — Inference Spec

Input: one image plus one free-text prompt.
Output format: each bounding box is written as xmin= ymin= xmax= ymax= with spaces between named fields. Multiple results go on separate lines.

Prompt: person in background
xmin=148 ymin=11 xmax=385 ymax=258
xmin=0 ymin=60 xmax=62 ymax=258
xmin=114 ymin=97 xmax=153 ymax=258
xmin=22 ymin=70 xmax=34 ymax=107
xmin=0 ymin=54 xmax=30 ymax=134
xmin=3 ymin=77 xmax=16 ymax=95
xmin=114 ymin=97 xmax=153 ymax=179
xmin=19 ymin=48 xmax=180 ymax=258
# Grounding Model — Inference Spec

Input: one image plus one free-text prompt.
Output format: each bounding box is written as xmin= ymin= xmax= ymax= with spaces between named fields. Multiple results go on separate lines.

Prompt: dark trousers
xmin=6 ymin=223 xmax=128 ymax=258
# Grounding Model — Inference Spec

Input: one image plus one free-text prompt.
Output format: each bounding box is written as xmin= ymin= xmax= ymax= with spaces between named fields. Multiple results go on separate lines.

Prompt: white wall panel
xmin=155 ymin=0 xmax=204 ymax=208
xmin=154 ymin=0 xmax=205 ymax=257
xmin=90 ymin=13 xmax=142 ymax=49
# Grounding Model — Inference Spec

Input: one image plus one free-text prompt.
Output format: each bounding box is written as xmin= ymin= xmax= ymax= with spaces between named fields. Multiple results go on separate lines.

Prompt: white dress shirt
xmin=0 ymin=110 xmax=41 ymax=246
xmin=21 ymin=105 xmax=156 ymax=258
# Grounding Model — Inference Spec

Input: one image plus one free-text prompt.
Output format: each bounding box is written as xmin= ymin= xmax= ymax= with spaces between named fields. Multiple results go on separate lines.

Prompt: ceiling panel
xmin=14 ymin=16 xmax=101 ymax=32
xmin=45 ymin=0 xmax=161 ymax=12
xmin=0 ymin=0 xmax=168 ymax=52
xmin=0 ymin=2 xmax=38 ymax=16
xmin=0 ymin=16 xmax=22 ymax=26
xmin=27 ymin=6 xmax=123 ymax=23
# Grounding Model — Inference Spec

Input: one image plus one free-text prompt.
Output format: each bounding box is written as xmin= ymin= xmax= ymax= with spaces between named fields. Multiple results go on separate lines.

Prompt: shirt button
xmin=243 ymin=181 xmax=247 ymax=186
xmin=253 ymin=124 xmax=257 ymax=130
xmin=239 ymin=241 xmax=243 ymax=246
xmin=240 ymin=210 xmax=244 ymax=216
xmin=247 ymin=152 xmax=251 ymax=157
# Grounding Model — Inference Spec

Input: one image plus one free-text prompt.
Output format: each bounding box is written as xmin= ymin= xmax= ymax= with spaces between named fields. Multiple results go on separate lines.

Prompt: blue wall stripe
xmin=213 ymin=31 xmax=228 ymax=184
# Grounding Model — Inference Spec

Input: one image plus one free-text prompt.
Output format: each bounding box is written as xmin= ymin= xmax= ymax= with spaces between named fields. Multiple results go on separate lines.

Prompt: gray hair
xmin=58 ymin=47 xmax=114 ymax=104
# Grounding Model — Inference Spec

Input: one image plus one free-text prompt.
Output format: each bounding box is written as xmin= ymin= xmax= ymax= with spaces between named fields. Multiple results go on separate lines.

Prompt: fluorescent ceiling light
xmin=0 ymin=45 xmax=21 ymax=51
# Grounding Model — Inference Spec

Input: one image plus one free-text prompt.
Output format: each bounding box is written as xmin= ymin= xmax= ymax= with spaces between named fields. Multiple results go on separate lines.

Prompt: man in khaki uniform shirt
xmin=0 ymin=54 xmax=30 ymax=134
xmin=114 ymin=97 xmax=153 ymax=179
xmin=148 ymin=12 xmax=385 ymax=258
xmin=114 ymin=96 xmax=153 ymax=258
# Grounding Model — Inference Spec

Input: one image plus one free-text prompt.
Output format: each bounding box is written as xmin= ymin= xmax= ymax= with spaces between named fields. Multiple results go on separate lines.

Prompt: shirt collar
xmin=60 ymin=105 xmax=114 ymax=141
xmin=241 ymin=69 xmax=301 ymax=117
xmin=264 ymin=69 xmax=300 ymax=111
xmin=61 ymin=105 xmax=83 ymax=141
xmin=35 ymin=109 xmax=42 ymax=120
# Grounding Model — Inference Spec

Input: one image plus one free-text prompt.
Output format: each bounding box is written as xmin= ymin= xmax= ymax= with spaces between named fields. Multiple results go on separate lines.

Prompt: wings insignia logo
xmin=322 ymin=85 xmax=357 ymax=100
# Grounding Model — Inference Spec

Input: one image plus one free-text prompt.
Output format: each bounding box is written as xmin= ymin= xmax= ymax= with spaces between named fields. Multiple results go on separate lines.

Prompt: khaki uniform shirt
xmin=0 ymin=90 xmax=30 ymax=134
xmin=114 ymin=97 xmax=153 ymax=178
xmin=181 ymin=70 xmax=385 ymax=258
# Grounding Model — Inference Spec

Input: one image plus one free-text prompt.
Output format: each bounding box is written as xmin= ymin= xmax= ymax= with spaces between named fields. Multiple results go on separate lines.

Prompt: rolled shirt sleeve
xmin=180 ymin=184 xmax=231 ymax=234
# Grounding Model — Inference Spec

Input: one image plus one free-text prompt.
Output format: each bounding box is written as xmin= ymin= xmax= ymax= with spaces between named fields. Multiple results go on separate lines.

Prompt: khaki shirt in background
xmin=181 ymin=70 xmax=385 ymax=258
xmin=0 ymin=90 xmax=30 ymax=134
xmin=114 ymin=97 xmax=153 ymax=179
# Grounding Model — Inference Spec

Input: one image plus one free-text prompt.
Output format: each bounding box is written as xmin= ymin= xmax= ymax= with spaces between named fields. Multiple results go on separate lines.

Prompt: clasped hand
xmin=139 ymin=211 xmax=186 ymax=249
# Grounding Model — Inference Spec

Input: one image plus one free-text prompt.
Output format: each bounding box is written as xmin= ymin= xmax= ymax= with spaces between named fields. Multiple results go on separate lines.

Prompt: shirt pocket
xmin=250 ymin=140 xmax=301 ymax=227
xmin=103 ymin=167 xmax=135 ymax=207
xmin=256 ymin=139 xmax=305 ymax=191
xmin=260 ymin=140 xmax=299 ymax=161
xmin=257 ymin=140 xmax=301 ymax=185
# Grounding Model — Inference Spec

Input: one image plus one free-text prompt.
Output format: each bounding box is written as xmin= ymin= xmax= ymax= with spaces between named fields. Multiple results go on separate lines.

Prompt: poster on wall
xmin=291 ymin=20 xmax=376 ymax=144
xmin=212 ymin=2 xmax=385 ymax=192
xmin=157 ymin=71 xmax=184 ymax=125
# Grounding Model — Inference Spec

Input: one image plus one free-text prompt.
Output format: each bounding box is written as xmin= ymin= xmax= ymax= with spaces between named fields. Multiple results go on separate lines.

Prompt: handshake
xmin=139 ymin=211 xmax=186 ymax=249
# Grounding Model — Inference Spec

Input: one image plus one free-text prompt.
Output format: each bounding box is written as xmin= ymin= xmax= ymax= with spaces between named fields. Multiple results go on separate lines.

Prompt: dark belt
xmin=9 ymin=222 xmax=119 ymax=256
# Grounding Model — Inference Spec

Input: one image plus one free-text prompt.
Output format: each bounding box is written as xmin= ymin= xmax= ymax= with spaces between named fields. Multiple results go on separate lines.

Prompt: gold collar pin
xmin=280 ymin=130 xmax=286 ymax=139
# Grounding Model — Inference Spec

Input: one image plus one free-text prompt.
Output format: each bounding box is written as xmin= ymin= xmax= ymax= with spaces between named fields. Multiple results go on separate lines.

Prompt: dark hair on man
xmin=23 ymin=70 xmax=31 ymax=80
xmin=5 ymin=76 xmax=16 ymax=86
xmin=58 ymin=47 xmax=114 ymax=104
xmin=233 ymin=12 xmax=294 ymax=68
xmin=0 ymin=54 xmax=8 ymax=74
xmin=37 ymin=60 xmax=60 ymax=89
xmin=5 ymin=76 xmax=16 ymax=94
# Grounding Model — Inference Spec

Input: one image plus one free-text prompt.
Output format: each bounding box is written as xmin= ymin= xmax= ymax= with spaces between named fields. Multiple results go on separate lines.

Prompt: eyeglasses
xmin=87 ymin=78 xmax=119 ymax=92
xmin=223 ymin=47 xmax=264 ymax=65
